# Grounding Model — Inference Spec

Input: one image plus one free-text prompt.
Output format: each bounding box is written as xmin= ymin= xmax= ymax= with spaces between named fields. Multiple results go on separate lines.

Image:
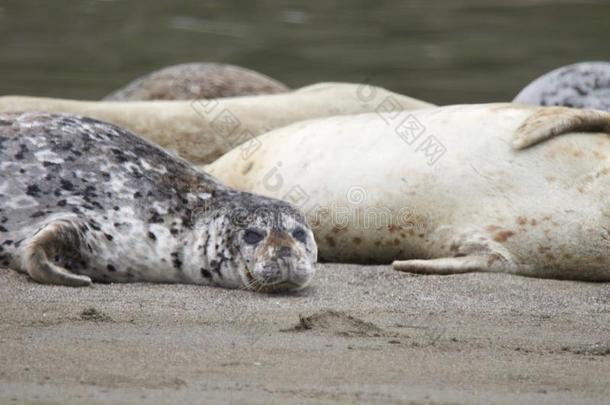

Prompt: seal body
xmin=0 ymin=112 xmax=317 ymax=291
xmin=0 ymin=83 xmax=434 ymax=165
xmin=514 ymin=62 xmax=610 ymax=111
xmin=207 ymin=104 xmax=610 ymax=281
xmin=103 ymin=62 xmax=289 ymax=101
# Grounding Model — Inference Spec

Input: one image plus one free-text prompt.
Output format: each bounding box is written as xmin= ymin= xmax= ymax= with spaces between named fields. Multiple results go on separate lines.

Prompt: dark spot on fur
xmin=148 ymin=232 xmax=157 ymax=241
xmin=148 ymin=210 xmax=164 ymax=224
xmin=171 ymin=252 xmax=182 ymax=270
xmin=111 ymin=148 xmax=128 ymax=163
xmin=0 ymin=226 xmax=7 ymax=232
xmin=60 ymin=179 xmax=74 ymax=191
xmin=107 ymin=264 xmax=117 ymax=272
xmin=133 ymin=191 xmax=142 ymax=198
xmin=493 ymin=230 xmax=515 ymax=243
xmin=104 ymin=233 xmax=114 ymax=241
xmin=242 ymin=161 xmax=254 ymax=175
xmin=30 ymin=211 xmax=46 ymax=218
xmin=201 ymin=268 xmax=212 ymax=278
xmin=14 ymin=143 xmax=27 ymax=160
xmin=26 ymin=184 xmax=41 ymax=196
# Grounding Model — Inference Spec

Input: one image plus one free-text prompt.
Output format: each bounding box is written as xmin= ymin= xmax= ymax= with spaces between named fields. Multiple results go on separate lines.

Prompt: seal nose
xmin=278 ymin=245 xmax=292 ymax=258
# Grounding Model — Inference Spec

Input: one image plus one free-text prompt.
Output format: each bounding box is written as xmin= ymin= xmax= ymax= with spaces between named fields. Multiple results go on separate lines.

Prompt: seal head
xmin=192 ymin=192 xmax=317 ymax=291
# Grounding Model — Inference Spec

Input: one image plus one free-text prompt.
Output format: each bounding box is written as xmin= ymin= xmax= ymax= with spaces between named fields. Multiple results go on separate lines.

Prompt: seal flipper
xmin=393 ymin=255 xmax=493 ymax=275
xmin=393 ymin=229 xmax=517 ymax=276
xmin=23 ymin=220 xmax=92 ymax=287
xmin=512 ymin=106 xmax=610 ymax=150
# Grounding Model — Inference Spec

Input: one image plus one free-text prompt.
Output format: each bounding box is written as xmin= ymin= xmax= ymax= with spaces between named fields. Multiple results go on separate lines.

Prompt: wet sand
xmin=1 ymin=264 xmax=609 ymax=404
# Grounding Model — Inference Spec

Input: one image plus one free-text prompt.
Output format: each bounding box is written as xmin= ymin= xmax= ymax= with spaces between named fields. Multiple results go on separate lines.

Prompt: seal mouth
xmin=243 ymin=266 xmax=305 ymax=293
xmin=255 ymin=280 xmax=304 ymax=293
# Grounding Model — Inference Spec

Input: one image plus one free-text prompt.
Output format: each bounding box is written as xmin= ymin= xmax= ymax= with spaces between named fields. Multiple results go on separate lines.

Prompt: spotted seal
xmin=207 ymin=104 xmax=610 ymax=281
xmin=0 ymin=83 xmax=434 ymax=165
xmin=103 ymin=62 xmax=290 ymax=101
xmin=514 ymin=62 xmax=610 ymax=111
xmin=0 ymin=112 xmax=316 ymax=291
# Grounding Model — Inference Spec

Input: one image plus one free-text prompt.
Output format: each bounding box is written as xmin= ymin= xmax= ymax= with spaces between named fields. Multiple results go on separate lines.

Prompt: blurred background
xmin=0 ymin=0 xmax=608 ymax=105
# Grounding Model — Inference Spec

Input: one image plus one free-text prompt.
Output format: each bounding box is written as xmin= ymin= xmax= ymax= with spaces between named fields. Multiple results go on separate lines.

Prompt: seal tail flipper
xmin=512 ymin=106 xmax=610 ymax=150
xmin=23 ymin=220 xmax=92 ymax=287
xmin=392 ymin=256 xmax=491 ymax=275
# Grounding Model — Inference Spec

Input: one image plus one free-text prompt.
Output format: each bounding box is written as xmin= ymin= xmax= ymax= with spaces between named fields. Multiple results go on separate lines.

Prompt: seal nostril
xmin=279 ymin=246 xmax=292 ymax=257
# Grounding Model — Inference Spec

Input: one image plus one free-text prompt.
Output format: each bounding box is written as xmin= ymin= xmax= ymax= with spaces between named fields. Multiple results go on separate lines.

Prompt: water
xmin=0 ymin=0 xmax=608 ymax=104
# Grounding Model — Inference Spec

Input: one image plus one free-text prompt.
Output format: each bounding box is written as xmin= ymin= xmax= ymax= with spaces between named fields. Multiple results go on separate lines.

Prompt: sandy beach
xmin=1 ymin=264 xmax=608 ymax=404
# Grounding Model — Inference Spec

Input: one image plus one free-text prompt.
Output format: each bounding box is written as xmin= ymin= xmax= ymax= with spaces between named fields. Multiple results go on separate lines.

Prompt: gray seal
xmin=0 ymin=112 xmax=316 ymax=292
xmin=103 ymin=62 xmax=289 ymax=101
xmin=514 ymin=62 xmax=610 ymax=111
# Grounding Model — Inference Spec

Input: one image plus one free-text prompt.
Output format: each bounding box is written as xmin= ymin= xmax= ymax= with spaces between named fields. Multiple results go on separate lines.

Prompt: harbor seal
xmin=514 ymin=62 xmax=610 ymax=111
xmin=0 ymin=83 xmax=434 ymax=165
xmin=206 ymin=104 xmax=610 ymax=281
xmin=103 ymin=62 xmax=289 ymax=101
xmin=0 ymin=112 xmax=317 ymax=291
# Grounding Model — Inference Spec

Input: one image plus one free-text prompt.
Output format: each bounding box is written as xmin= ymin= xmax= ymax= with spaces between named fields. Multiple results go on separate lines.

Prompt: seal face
xmin=103 ymin=62 xmax=289 ymax=101
xmin=514 ymin=62 xmax=610 ymax=112
xmin=0 ymin=112 xmax=316 ymax=291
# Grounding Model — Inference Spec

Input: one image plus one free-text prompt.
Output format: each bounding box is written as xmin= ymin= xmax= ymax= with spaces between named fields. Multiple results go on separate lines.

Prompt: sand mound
xmin=287 ymin=310 xmax=389 ymax=337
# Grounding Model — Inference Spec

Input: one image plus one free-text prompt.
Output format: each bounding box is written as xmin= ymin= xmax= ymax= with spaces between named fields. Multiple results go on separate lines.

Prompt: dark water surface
xmin=0 ymin=0 xmax=608 ymax=104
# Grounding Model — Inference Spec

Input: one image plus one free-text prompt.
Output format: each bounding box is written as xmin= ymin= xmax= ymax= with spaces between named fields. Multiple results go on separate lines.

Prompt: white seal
xmin=207 ymin=104 xmax=610 ymax=281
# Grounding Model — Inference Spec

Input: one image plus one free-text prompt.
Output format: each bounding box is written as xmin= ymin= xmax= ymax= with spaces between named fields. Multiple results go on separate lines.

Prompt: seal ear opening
xmin=23 ymin=221 xmax=92 ymax=287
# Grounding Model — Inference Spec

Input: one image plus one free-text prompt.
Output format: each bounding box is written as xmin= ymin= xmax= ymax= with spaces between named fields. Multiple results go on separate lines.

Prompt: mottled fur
xmin=514 ymin=62 xmax=610 ymax=112
xmin=0 ymin=112 xmax=316 ymax=291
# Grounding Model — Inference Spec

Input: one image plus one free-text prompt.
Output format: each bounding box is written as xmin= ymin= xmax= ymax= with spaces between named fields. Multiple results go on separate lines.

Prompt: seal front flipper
xmin=512 ymin=106 xmax=610 ymax=150
xmin=393 ymin=229 xmax=517 ymax=276
xmin=22 ymin=219 xmax=92 ymax=287
xmin=392 ymin=255 xmax=492 ymax=275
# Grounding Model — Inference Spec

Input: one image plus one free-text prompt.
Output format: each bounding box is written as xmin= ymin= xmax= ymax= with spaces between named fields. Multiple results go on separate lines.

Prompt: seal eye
xmin=292 ymin=228 xmax=307 ymax=243
xmin=243 ymin=228 xmax=266 ymax=245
